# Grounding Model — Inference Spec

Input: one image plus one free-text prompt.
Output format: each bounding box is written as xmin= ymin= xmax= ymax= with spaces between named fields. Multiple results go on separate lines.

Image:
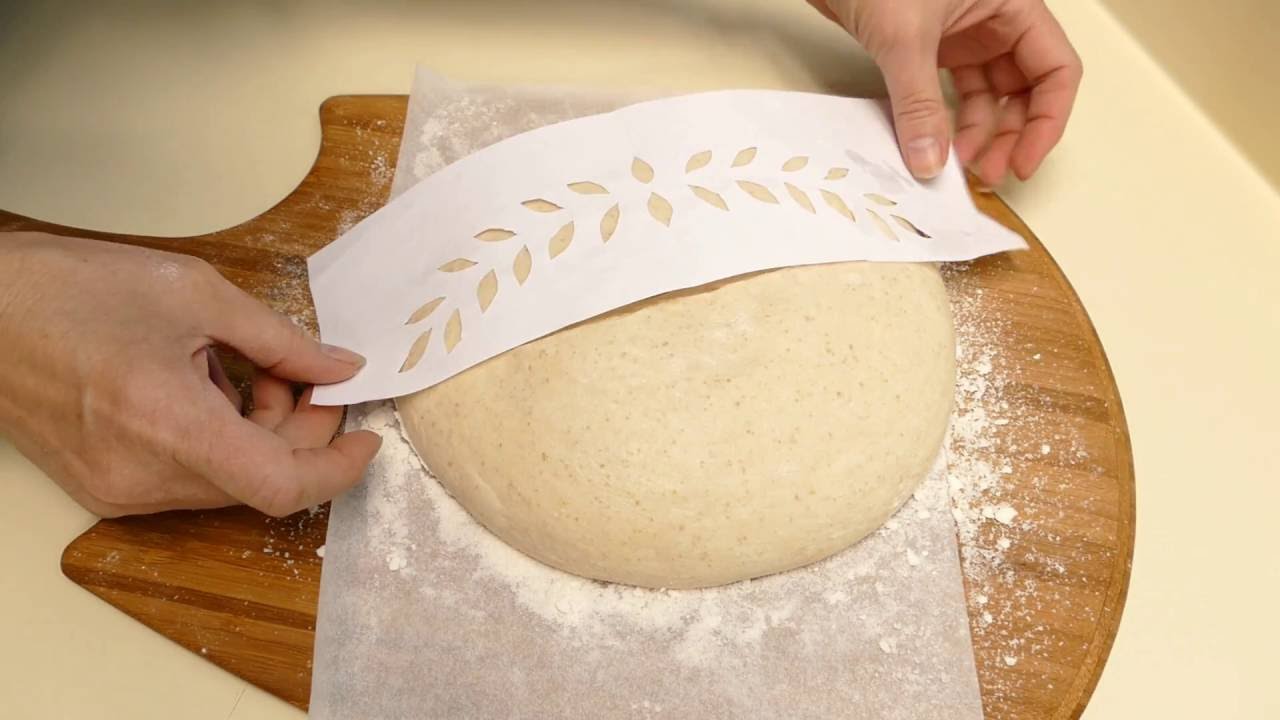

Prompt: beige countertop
xmin=2 ymin=1 xmax=1277 ymax=717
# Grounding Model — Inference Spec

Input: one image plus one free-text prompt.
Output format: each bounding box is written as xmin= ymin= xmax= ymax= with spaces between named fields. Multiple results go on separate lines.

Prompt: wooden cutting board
xmin=0 ymin=95 xmax=1134 ymax=719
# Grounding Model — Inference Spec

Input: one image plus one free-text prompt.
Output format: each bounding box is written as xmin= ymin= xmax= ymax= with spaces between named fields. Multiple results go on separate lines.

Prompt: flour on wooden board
xmin=943 ymin=263 xmax=1096 ymax=681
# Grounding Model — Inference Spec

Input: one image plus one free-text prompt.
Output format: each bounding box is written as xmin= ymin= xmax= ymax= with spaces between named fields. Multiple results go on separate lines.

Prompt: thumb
xmin=205 ymin=278 xmax=365 ymax=384
xmin=878 ymin=42 xmax=951 ymax=180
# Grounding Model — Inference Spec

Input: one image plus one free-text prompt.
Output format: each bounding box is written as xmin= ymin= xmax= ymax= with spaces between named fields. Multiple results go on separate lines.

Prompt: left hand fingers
xmin=203 ymin=347 xmax=243 ymax=414
xmin=273 ymin=387 xmax=345 ymax=449
xmin=248 ymin=371 xmax=296 ymax=431
xmin=247 ymin=373 xmax=344 ymax=448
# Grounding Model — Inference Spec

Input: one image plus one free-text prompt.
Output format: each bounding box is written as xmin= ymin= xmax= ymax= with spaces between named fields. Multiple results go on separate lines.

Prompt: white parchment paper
xmin=309 ymin=71 xmax=985 ymax=720
xmin=309 ymin=75 xmax=1024 ymax=405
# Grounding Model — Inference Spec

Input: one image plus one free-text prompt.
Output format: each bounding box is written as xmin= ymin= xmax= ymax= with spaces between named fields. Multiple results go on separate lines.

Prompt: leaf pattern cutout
xmin=568 ymin=181 xmax=609 ymax=195
xmin=868 ymin=209 xmax=898 ymax=241
xmin=410 ymin=149 xmax=924 ymax=361
xmin=521 ymin=199 xmax=561 ymax=213
xmin=548 ymin=221 xmax=575 ymax=258
xmin=685 ymin=150 xmax=712 ymax=173
xmin=820 ymin=190 xmax=856 ymax=222
xmin=513 ymin=245 xmax=532 ymax=285
xmin=892 ymin=215 xmax=931 ymax=238
xmin=784 ymin=183 xmax=815 ymax=214
xmin=689 ymin=185 xmax=728 ymax=211
xmin=781 ymin=156 xmax=809 ymax=172
xmin=474 ymin=228 xmax=516 ymax=242
xmin=399 ymin=329 xmax=432 ymax=373
xmin=647 ymin=193 xmax=673 ymax=226
xmin=439 ymin=258 xmax=477 ymax=272
xmin=631 ymin=157 xmax=655 ymax=183
xmin=405 ymin=296 xmax=445 ymax=325
xmin=444 ymin=309 xmax=463 ymax=353
xmin=737 ymin=180 xmax=778 ymax=204
xmin=477 ymin=269 xmax=499 ymax=312
xmin=600 ymin=203 xmax=620 ymax=242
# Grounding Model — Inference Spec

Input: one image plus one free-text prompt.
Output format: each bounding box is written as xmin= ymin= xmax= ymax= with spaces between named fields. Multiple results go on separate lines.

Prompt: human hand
xmin=0 ymin=232 xmax=381 ymax=517
xmin=809 ymin=0 xmax=1082 ymax=185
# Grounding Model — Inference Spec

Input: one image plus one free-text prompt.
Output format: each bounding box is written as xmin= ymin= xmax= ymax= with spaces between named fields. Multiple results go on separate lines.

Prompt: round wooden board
xmin=0 ymin=95 xmax=1133 ymax=718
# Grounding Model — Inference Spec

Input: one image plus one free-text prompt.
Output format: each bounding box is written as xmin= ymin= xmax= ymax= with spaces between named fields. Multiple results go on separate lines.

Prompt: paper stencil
xmin=309 ymin=90 xmax=1025 ymax=404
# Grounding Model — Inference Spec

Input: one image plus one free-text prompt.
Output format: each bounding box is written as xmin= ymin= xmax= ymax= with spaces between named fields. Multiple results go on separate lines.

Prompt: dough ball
xmin=397 ymin=262 xmax=954 ymax=589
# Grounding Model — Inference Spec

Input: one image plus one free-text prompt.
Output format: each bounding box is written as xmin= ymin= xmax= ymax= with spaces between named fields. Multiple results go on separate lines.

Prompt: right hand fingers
xmin=878 ymin=38 xmax=951 ymax=180
xmin=1006 ymin=4 xmax=1083 ymax=179
xmin=950 ymin=65 xmax=999 ymax=169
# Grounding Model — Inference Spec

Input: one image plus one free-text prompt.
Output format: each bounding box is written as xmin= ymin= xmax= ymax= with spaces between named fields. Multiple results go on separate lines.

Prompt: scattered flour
xmin=356 ymin=403 xmax=964 ymax=675
xmin=994 ymin=506 xmax=1019 ymax=526
xmin=941 ymin=263 xmax=1100 ymax=706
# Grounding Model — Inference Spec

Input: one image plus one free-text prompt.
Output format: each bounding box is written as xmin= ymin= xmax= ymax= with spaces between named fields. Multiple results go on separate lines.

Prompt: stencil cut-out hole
xmin=732 ymin=147 xmax=758 ymax=167
xmin=632 ymin=157 xmax=655 ymax=183
xmin=444 ymin=309 xmax=463 ymax=353
xmin=647 ymin=193 xmax=673 ymax=226
xmin=820 ymin=190 xmax=856 ymax=222
xmin=865 ymin=193 xmax=898 ymax=206
xmin=601 ymin=203 xmax=620 ymax=242
xmin=892 ymin=215 xmax=931 ymax=238
xmin=784 ymin=183 xmax=816 ymax=213
xmin=868 ymin=209 xmax=898 ymax=241
xmin=439 ymin=258 xmax=477 ymax=272
xmin=782 ymin=156 xmax=809 ymax=172
xmin=405 ymin=296 xmax=445 ymax=325
xmin=685 ymin=150 xmax=712 ymax=173
xmin=399 ymin=329 xmax=432 ymax=373
xmin=736 ymin=180 xmax=778 ymax=204
xmin=521 ymin=199 xmax=561 ymax=213
xmin=689 ymin=185 xmax=728 ymax=211
xmin=477 ymin=269 xmax=499 ymax=312
xmin=514 ymin=245 xmax=532 ymax=285
xmin=825 ymin=168 xmax=850 ymax=180
xmin=568 ymin=181 xmax=609 ymax=195
xmin=549 ymin=221 xmax=575 ymax=259
xmin=474 ymin=228 xmax=516 ymax=242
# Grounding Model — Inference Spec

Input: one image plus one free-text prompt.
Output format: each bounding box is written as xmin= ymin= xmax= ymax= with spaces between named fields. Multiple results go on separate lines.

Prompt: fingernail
xmin=321 ymin=343 xmax=366 ymax=367
xmin=906 ymin=137 xmax=943 ymax=179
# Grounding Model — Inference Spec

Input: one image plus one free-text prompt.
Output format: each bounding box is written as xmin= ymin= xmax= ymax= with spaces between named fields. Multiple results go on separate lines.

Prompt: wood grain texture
xmin=0 ymin=96 xmax=1133 ymax=717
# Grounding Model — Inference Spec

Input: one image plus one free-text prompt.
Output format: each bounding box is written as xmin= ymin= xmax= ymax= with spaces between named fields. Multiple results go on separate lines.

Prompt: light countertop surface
xmin=2 ymin=1 xmax=1277 ymax=717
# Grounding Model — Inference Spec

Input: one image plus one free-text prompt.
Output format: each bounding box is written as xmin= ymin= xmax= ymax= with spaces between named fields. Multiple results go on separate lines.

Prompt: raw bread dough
xmin=397 ymin=262 xmax=954 ymax=589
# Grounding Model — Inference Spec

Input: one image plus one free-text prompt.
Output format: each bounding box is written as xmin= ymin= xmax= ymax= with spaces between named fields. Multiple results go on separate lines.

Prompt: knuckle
xmin=165 ymin=254 xmax=221 ymax=297
xmin=176 ymin=253 xmax=215 ymax=276
xmin=853 ymin=4 xmax=919 ymax=42
xmin=894 ymin=92 xmax=946 ymax=125
xmin=80 ymin=468 xmax=135 ymax=508
xmin=251 ymin=476 xmax=303 ymax=518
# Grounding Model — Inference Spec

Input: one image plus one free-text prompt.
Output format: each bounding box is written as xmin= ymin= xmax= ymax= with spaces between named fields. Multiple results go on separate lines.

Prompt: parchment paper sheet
xmin=310 ymin=70 xmax=984 ymax=720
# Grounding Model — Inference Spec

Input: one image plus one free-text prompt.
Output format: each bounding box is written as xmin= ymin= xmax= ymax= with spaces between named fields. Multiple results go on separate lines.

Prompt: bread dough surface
xmin=397 ymin=262 xmax=954 ymax=589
